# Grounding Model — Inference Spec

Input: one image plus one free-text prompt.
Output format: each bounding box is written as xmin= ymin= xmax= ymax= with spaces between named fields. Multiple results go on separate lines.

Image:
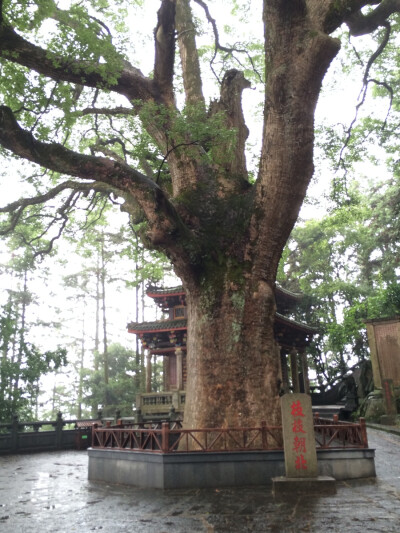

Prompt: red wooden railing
xmin=313 ymin=413 xmax=369 ymax=449
xmin=91 ymin=417 xmax=369 ymax=453
xmin=92 ymin=421 xmax=282 ymax=452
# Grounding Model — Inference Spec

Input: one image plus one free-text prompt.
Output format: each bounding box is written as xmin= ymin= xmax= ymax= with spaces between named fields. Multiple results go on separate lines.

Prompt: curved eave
xmin=146 ymin=285 xmax=185 ymax=299
xmin=147 ymin=285 xmax=302 ymax=302
xmin=128 ymin=314 xmax=316 ymax=337
xmin=276 ymin=285 xmax=303 ymax=301
xmin=275 ymin=286 xmax=304 ymax=315
xmin=275 ymin=313 xmax=318 ymax=335
xmin=127 ymin=319 xmax=187 ymax=334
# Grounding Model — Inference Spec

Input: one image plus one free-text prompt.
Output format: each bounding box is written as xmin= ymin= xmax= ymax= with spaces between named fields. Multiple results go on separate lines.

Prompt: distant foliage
xmin=0 ymin=300 xmax=67 ymax=421
xmin=282 ymin=177 xmax=400 ymax=387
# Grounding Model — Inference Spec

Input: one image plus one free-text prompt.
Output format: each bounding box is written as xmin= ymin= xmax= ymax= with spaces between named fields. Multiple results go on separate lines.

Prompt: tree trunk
xmin=77 ymin=300 xmax=86 ymax=420
xmin=13 ymin=267 xmax=28 ymax=397
xmin=179 ymin=4 xmax=341 ymax=430
xmin=94 ymin=253 xmax=100 ymax=371
xmin=183 ymin=275 xmax=281 ymax=429
xmin=140 ymin=278 xmax=146 ymax=392
xmin=99 ymin=235 xmax=110 ymax=413
xmin=135 ymin=264 xmax=140 ymax=390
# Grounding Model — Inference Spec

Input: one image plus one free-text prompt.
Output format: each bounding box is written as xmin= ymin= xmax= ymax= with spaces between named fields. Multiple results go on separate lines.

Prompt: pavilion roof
xmin=127 ymin=314 xmax=316 ymax=336
xmin=146 ymin=285 xmax=303 ymax=312
xmin=276 ymin=286 xmax=303 ymax=302
xmin=146 ymin=284 xmax=302 ymax=300
xmin=127 ymin=319 xmax=187 ymax=334
xmin=146 ymin=285 xmax=185 ymax=298
xmin=274 ymin=313 xmax=317 ymax=349
xmin=275 ymin=313 xmax=318 ymax=334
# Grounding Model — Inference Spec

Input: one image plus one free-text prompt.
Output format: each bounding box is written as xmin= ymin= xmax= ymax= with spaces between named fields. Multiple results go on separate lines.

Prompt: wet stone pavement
xmin=0 ymin=427 xmax=400 ymax=532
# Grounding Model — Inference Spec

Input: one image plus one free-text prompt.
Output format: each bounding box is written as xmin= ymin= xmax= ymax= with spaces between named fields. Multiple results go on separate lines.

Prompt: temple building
xmin=128 ymin=285 xmax=317 ymax=420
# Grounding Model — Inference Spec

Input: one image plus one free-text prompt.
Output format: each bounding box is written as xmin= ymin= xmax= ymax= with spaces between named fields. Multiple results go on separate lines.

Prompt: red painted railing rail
xmin=313 ymin=414 xmax=369 ymax=448
xmin=92 ymin=421 xmax=283 ymax=453
xmin=91 ymin=417 xmax=369 ymax=453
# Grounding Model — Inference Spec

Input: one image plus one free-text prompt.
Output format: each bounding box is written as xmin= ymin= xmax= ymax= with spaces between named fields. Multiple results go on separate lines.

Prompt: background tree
xmin=283 ymin=176 xmax=400 ymax=389
xmin=1 ymin=1 xmax=400 ymax=428
xmin=0 ymin=273 xmax=67 ymax=420
xmin=84 ymin=343 xmax=141 ymax=417
xmin=0 ymin=193 xmax=167 ymax=420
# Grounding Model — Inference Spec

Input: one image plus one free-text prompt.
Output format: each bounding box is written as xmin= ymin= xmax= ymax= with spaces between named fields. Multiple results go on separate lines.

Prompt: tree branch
xmin=0 ymin=181 xmax=107 ymax=217
xmin=91 ymin=138 xmax=127 ymax=164
xmin=0 ymin=105 xmax=192 ymax=253
xmin=15 ymin=191 xmax=80 ymax=260
xmin=80 ymin=106 xmax=135 ymax=117
xmin=175 ymin=0 xmax=206 ymax=107
xmin=344 ymin=0 xmax=400 ymax=36
xmin=0 ymin=13 xmax=203 ymax=192
xmin=193 ymin=0 xmax=263 ymax=83
xmin=30 ymin=215 xmax=69 ymax=259
xmin=0 ymin=181 xmax=111 ymax=241
xmin=208 ymin=69 xmax=250 ymax=180
xmin=41 ymin=0 xmax=112 ymax=40
xmin=153 ymin=0 xmax=176 ymax=104
xmin=321 ymin=1 xmax=380 ymax=34
xmin=338 ymin=22 xmax=393 ymax=168
xmin=0 ymin=105 xmax=149 ymax=188
xmin=0 ymin=185 xmax=115 ymax=259
xmin=0 ymin=24 xmax=158 ymax=103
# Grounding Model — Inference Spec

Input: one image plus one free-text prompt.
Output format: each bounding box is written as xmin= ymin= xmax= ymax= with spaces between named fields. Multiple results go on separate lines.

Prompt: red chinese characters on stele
xmin=281 ymin=393 xmax=318 ymax=478
xmin=291 ymin=400 xmax=308 ymax=470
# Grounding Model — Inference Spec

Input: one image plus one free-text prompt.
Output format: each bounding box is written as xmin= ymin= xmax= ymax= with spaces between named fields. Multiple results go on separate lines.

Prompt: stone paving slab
xmin=0 ymin=427 xmax=399 ymax=532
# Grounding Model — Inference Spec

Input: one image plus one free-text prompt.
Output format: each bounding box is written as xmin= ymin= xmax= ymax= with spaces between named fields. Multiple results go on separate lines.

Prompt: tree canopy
xmin=1 ymin=1 xmax=400 ymax=428
xmin=281 ymin=179 xmax=400 ymax=388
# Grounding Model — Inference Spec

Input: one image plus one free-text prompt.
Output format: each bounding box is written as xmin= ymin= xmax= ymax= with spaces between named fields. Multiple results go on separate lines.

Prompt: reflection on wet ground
xmin=0 ymin=427 xmax=399 ymax=532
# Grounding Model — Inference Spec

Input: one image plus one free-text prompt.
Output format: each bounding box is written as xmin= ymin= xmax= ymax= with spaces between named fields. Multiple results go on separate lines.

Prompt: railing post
xmin=92 ymin=423 xmax=98 ymax=447
xmin=55 ymin=412 xmax=64 ymax=449
xmin=161 ymin=422 xmax=169 ymax=453
xmin=359 ymin=417 xmax=368 ymax=448
xmin=135 ymin=408 xmax=143 ymax=424
xmin=169 ymin=405 xmax=177 ymax=422
xmin=261 ymin=420 xmax=267 ymax=449
xmin=11 ymin=414 xmax=19 ymax=453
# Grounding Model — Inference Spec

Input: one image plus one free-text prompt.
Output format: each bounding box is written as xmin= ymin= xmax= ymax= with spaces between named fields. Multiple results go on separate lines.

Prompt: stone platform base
xmin=272 ymin=475 xmax=336 ymax=497
xmin=88 ymin=448 xmax=376 ymax=489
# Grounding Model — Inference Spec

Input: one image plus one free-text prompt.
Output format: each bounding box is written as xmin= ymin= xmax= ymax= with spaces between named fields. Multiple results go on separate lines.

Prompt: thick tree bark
xmin=183 ymin=279 xmax=281 ymax=429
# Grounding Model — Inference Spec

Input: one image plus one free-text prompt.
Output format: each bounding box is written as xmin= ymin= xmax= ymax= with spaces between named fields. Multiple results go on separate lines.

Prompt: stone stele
xmin=281 ymin=393 xmax=318 ymax=478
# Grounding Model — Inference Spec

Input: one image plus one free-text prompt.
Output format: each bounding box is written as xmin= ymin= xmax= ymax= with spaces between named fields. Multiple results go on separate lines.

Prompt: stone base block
xmin=88 ymin=448 xmax=375 ymax=489
xmin=272 ymin=475 xmax=336 ymax=497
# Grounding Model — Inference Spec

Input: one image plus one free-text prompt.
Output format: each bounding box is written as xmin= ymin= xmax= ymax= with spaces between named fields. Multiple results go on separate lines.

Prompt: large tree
xmin=0 ymin=1 xmax=399 ymax=429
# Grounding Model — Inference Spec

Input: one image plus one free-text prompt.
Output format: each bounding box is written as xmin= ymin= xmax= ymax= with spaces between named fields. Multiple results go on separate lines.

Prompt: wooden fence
xmin=91 ymin=417 xmax=369 ymax=453
xmin=313 ymin=413 xmax=369 ymax=449
xmin=1 ymin=412 xmax=369 ymax=455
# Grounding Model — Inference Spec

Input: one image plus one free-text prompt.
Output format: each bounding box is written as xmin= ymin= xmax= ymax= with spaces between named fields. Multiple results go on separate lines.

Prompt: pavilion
xmin=128 ymin=285 xmax=317 ymax=420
